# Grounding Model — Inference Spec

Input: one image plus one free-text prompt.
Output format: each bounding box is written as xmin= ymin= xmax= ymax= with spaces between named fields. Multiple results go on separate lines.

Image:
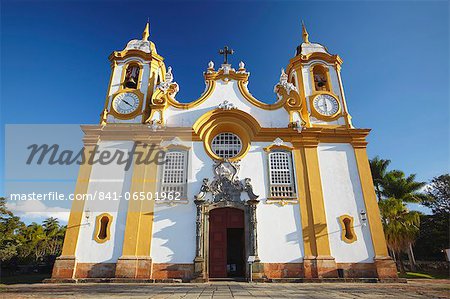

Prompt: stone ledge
xmin=43 ymin=278 xmax=185 ymax=284
xmin=43 ymin=277 xmax=407 ymax=284
xmin=254 ymin=278 xmax=407 ymax=283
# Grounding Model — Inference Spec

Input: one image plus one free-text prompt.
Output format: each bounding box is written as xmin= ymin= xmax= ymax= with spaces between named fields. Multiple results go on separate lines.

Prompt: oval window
xmin=211 ymin=132 xmax=242 ymax=159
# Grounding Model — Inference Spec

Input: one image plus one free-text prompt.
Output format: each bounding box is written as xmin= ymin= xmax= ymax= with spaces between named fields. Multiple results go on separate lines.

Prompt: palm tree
xmin=379 ymin=198 xmax=420 ymax=274
xmin=369 ymin=157 xmax=391 ymax=201
xmin=379 ymin=170 xmax=429 ymax=272
xmin=382 ymin=170 xmax=429 ymax=203
xmin=43 ymin=217 xmax=59 ymax=237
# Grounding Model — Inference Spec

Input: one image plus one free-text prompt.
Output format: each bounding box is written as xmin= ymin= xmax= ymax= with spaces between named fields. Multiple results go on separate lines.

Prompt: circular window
xmin=211 ymin=132 xmax=242 ymax=159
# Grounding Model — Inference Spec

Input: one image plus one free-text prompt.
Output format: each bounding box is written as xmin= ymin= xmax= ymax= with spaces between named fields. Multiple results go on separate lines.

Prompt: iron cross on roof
xmin=219 ymin=46 xmax=234 ymax=64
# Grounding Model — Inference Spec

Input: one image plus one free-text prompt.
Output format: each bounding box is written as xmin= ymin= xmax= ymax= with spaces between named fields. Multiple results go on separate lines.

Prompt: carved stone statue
xmin=244 ymin=178 xmax=259 ymax=201
xmin=194 ymin=178 xmax=210 ymax=201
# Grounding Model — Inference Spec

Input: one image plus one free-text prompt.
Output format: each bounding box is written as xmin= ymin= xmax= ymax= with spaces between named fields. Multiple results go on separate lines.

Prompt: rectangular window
xmin=159 ymin=150 xmax=188 ymax=199
xmin=268 ymin=151 xmax=296 ymax=198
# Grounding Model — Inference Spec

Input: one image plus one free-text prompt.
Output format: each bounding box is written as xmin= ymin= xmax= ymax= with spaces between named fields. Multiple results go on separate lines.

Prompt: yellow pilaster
xmin=136 ymin=150 xmax=158 ymax=256
xmin=293 ymin=138 xmax=337 ymax=278
xmin=351 ymin=140 xmax=389 ymax=258
xmin=61 ymin=144 xmax=95 ymax=256
xmin=52 ymin=144 xmax=95 ymax=279
xmin=120 ymin=142 xmax=158 ymax=256
xmin=301 ymin=142 xmax=332 ymax=257
xmin=116 ymin=142 xmax=159 ymax=278
xmin=293 ymin=148 xmax=316 ymax=258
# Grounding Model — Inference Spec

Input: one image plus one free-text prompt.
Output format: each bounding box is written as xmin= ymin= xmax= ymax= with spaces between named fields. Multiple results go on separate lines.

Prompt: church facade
xmin=52 ymin=22 xmax=397 ymax=281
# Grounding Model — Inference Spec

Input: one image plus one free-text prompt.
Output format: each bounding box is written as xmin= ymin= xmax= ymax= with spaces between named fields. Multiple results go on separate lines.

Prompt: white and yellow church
xmin=52 ymin=22 xmax=397 ymax=281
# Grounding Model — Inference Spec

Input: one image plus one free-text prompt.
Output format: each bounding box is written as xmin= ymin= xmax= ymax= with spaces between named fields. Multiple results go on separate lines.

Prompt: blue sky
xmin=1 ymin=1 xmax=448 ymax=222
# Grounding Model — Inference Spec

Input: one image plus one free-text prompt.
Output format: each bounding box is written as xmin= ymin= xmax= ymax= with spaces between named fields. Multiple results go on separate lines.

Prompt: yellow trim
xmin=292 ymin=141 xmax=333 ymax=257
xmin=193 ymin=109 xmax=261 ymax=161
xmin=339 ymin=215 xmax=357 ymax=244
xmin=334 ymin=64 xmax=353 ymax=128
xmin=309 ymin=92 xmax=342 ymax=121
xmin=352 ymin=142 xmax=390 ymax=258
xmin=60 ymin=145 xmax=95 ymax=256
xmin=288 ymin=65 xmax=311 ymax=127
xmin=109 ymin=50 xmax=164 ymax=64
xmin=162 ymin=144 xmax=191 ymax=151
xmin=120 ymin=143 xmax=159 ymax=258
xmin=297 ymin=52 xmax=343 ymax=66
xmin=263 ymin=144 xmax=294 ymax=153
xmin=237 ymin=81 xmax=286 ymax=110
xmin=163 ymin=80 xmax=216 ymax=109
xmin=93 ymin=213 xmax=113 ymax=244
xmin=152 ymin=67 xmax=301 ymax=112
xmin=293 ymin=147 xmax=315 ymax=258
xmin=136 ymin=148 xmax=158 ymax=256
xmin=109 ymin=89 xmax=144 ymax=120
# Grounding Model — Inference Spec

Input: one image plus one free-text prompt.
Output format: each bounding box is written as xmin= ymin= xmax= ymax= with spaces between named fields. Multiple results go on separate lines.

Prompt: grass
xmin=0 ymin=273 xmax=51 ymax=285
xmin=398 ymin=271 xmax=450 ymax=279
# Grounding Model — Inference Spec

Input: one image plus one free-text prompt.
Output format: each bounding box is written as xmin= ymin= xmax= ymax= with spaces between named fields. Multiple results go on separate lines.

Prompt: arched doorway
xmin=209 ymin=208 xmax=245 ymax=278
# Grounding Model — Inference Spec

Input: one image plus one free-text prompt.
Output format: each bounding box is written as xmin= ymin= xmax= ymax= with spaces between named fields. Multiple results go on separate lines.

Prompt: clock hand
xmin=122 ymin=99 xmax=132 ymax=107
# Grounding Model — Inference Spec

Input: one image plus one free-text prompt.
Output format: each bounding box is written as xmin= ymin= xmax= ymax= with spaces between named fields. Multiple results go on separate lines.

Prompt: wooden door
xmin=209 ymin=208 xmax=244 ymax=278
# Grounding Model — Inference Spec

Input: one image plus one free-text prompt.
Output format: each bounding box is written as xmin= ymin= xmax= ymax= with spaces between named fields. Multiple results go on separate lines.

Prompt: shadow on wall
xmin=286 ymin=204 xmax=305 ymax=263
xmin=86 ymin=263 xmax=116 ymax=278
xmin=152 ymin=204 xmax=196 ymax=263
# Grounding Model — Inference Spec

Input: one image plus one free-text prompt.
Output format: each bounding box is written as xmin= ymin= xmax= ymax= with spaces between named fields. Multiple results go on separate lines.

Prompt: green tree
xmin=382 ymin=170 xmax=429 ymax=203
xmin=42 ymin=217 xmax=66 ymax=256
xmin=379 ymin=197 xmax=421 ymax=274
xmin=0 ymin=197 xmax=24 ymax=262
xmin=414 ymin=174 xmax=450 ymax=261
xmin=423 ymin=174 xmax=450 ymax=215
xmin=369 ymin=156 xmax=391 ymax=201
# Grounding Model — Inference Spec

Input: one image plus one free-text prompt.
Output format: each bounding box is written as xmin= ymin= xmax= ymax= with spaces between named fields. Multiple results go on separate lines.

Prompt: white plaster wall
xmin=317 ymin=143 xmax=375 ymax=263
xmin=151 ymin=203 xmax=196 ymax=263
xmin=150 ymin=142 xmax=208 ymax=263
xmin=150 ymin=141 xmax=304 ymax=264
xmin=164 ymin=80 xmax=290 ymax=128
xmin=240 ymin=142 xmax=304 ymax=263
xmin=76 ymin=141 xmax=134 ymax=263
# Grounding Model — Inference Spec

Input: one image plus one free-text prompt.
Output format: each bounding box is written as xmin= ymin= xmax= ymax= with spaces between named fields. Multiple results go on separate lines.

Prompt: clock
xmin=112 ymin=92 xmax=140 ymax=115
xmin=312 ymin=94 xmax=340 ymax=117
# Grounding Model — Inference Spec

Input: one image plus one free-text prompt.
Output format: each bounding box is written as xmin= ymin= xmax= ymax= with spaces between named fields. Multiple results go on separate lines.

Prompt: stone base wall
xmin=336 ymin=263 xmax=377 ymax=278
xmin=258 ymin=263 xmax=303 ymax=279
xmin=52 ymin=256 xmax=77 ymax=279
xmin=152 ymin=263 xmax=194 ymax=282
xmin=52 ymin=260 xmax=395 ymax=280
xmin=75 ymin=263 xmax=116 ymax=278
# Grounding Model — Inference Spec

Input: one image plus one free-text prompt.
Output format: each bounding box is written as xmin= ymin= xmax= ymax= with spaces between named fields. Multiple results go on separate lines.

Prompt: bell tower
xmin=286 ymin=22 xmax=353 ymax=128
xmin=100 ymin=22 xmax=167 ymax=124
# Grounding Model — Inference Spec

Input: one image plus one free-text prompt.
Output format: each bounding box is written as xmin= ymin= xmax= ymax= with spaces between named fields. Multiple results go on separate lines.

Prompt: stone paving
xmin=1 ymin=280 xmax=449 ymax=299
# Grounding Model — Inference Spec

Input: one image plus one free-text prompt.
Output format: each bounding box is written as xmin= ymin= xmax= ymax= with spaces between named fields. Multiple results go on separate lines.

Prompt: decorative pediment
xmin=263 ymin=138 xmax=294 ymax=152
xmin=194 ymin=160 xmax=259 ymax=204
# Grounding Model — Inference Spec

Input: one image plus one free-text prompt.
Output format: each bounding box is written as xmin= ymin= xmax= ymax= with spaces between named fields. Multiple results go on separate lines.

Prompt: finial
xmin=208 ymin=61 xmax=214 ymax=69
xmin=302 ymin=21 xmax=309 ymax=43
xmin=280 ymin=68 xmax=288 ymax=84
xmin=165 ymin=66 xmax=173 ymax=83
xmin=142 ymin=20 xmax=150 ymax=41
xmin=239 ymin=61 xmax=245 ymax=70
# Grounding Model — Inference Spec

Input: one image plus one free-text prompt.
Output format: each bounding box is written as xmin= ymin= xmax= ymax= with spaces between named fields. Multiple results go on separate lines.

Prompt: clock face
xmin=313 ymin=94 xmax=339 ymax=116
xmin=112 ymin=92 xmax=140 ymax=115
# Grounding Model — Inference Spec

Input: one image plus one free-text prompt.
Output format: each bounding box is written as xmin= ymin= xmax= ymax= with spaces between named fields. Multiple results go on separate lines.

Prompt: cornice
xmin=80 ymin=124 xmax=370 ymax=145
xmin=109 ymin=50 xmax=164 ymax=63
